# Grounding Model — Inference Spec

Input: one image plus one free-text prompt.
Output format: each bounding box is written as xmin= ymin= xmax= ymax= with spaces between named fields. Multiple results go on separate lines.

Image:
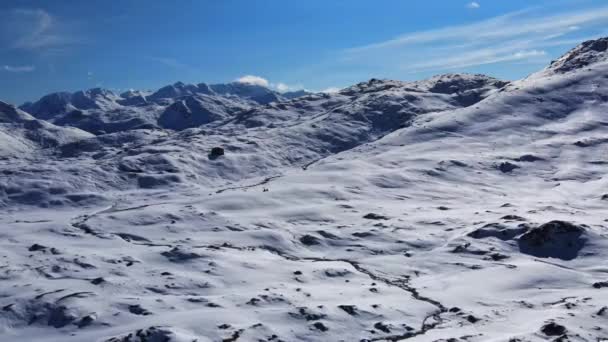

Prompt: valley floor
xmin=2 ymin=148 xmax=608 ymax=341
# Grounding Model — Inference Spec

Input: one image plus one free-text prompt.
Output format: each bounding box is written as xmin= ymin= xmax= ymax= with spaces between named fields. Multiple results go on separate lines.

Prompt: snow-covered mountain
xmin=18 ymin=81 xmax=304 ymax=134
xmin=1 ymin=38 xmax=608 ymax=342
xmin=0 ymin=100 xmax=93 ymax=157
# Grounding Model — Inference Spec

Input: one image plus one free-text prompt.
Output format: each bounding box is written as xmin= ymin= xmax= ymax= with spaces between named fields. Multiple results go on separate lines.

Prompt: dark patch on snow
xmin=518 ymin=221 xmax=587 ymax=260
xmin=299 ymin=234 xmax=322 ymax=246
xmin=338 ymin=305 xmax=358 ymax=316
xmin=161 ymin=247 xmax=203 ymax=262
xmin=311 ymin=321 xmax=329 ymax=332
xmin=497 ymin=162 xmax=520 ymax=173
xmin=363 ymin=213 xmax=389 ymax=220
xmin=128 ymin=304 xmax=152 ymax=316
xmin=540 ymin=322 xmax=567 ymax=336
xmin=501 ymin=215 xmax=526 ymax=221
xmin=209 ymin=146 xmax=225 ymax=160
xmin=514 ymin=154 xmax=544 ymax=162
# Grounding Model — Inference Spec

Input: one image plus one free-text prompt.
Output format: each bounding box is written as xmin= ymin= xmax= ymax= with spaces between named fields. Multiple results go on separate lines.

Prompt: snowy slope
xmin=1 ymin=38 xmax=608 ymax=342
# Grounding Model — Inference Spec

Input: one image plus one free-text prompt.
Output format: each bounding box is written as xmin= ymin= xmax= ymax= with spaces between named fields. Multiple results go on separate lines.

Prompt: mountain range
xmin=1 ymin=37 xmax=608 ymax=342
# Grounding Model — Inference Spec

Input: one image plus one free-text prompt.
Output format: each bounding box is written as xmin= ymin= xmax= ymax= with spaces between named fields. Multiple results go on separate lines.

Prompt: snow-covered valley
xmin=1 ymin=38 xmax=608 ymax=341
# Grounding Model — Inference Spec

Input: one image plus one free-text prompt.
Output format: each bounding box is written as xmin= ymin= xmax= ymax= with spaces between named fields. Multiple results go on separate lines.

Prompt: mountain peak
xmin=547 ymin=36 xmax=608 ymax=73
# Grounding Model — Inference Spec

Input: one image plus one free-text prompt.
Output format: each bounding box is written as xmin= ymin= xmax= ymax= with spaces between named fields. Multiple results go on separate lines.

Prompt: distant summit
xmin=547 ymin=37 xmax=608 ymax=73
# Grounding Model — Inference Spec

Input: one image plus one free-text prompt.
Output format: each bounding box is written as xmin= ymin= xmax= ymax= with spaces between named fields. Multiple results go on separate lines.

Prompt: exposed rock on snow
xmin=208 ymin=146 xmax=225 ymax=160
xmin=518 ymin=221 xmax=587 ymax=260
xmin=548 ymin=37 xmax=608 ymax=73
xmin=540 ymin=322 xmax=567 ymax=336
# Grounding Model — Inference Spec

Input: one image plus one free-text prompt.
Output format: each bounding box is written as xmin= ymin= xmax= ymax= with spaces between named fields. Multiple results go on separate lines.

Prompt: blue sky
xmin=1 ymin=0 xmax=608 ymax=104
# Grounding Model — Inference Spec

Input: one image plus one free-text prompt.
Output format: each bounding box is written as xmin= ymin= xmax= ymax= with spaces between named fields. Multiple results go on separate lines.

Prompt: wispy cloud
xmin=0 ymin=9 xmax=75 ymax=52
xmin=341 ymin=5 xmax=608 ymax=75
xmin=467 ymin=2 xmax=480 ymax=9
xmin=408 ymin=50 xmax=546 ymax=73
xmin=3 ymin=65 xmax=35 ymax=72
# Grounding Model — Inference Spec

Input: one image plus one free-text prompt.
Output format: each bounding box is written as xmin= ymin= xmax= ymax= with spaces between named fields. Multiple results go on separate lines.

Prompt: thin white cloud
xmin=467 ymin=2 xmax=480 ymax=9
xmin=3 ymin=65 xmax=35 ymax=72
xmin=341 ymin=5 xmax=608 ymax=74
xmin=1 ymin=9 xmax=74 ymax=51
xmin=236 ymin=75 xmax=270 ymax=87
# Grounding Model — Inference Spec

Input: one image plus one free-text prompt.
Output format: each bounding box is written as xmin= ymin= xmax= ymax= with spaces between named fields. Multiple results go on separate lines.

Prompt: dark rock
xmin=161 ymin=247 xmax=202 ymax=262
xmin=497 ymin=162 xmax=520 ymax=173
xmin=28 ymin=244 xmax=47 ymax=252
xmin=363 ymin=213 xmax=389 ymax=220
xmin=299 ymin=234 xmax=321 ymax=246
xmin=518 ymin=221 xmax=586 ymax=260
xmin=90 ymin=277 xmax=106 ymax=285
xmin=466 ymin=315 xmax=480 ymax=323
xmin=208 ymin=147 xmax=225 ymax=160
xmin=592 ymin=281 xmax=608 ymax=289
xmin=128 ymin=304 xmax=151 ymax=316
xmin=338 ymin=305 xmax=358 ymax=316
xmin=76 ymin=314 xmax=96 ymax=328
xmin=289 ymin=307 xmax=326 ymax=321
xmin=103 ymin=326 xmax=174 ymax=342
xmin=352 ymin=231 xmax=374 ymax=238
xmin=246 ymin=298 xmax=261 ymax=305
xmin=540 ymin=322 xmax=567 ymax=336
xmin=486 ymin=253 xmax=510 ymax=261
xmin=312 ymin=322 xmax=329 ymax=332
xmin=373 ymin=322 xmax=391 ymax=333
xmin=515 ymin=154 xmax=544 ymax=162
xmin=501 ymin=215 xmax=526 ymax=221
xmin=324 ymin=269 xmax=351 ymax=277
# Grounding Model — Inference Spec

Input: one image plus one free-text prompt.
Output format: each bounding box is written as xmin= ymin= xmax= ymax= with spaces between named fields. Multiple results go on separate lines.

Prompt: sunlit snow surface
xmin=1 ymin=39 xmax=608 ymax=341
